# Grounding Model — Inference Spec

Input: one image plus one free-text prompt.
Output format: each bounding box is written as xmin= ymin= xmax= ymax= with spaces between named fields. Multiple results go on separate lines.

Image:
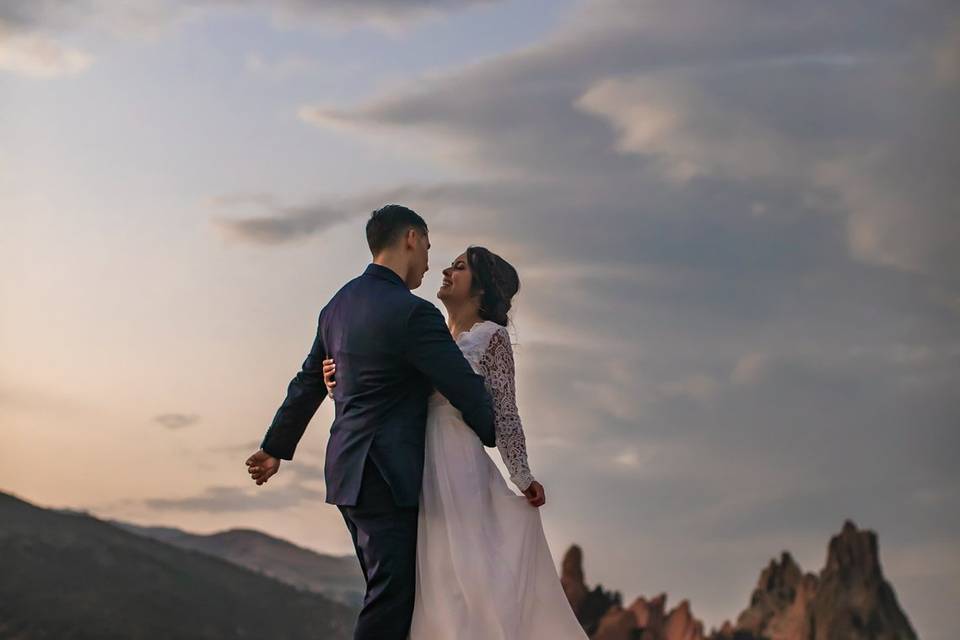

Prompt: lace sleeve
xmin=479 ymin=326 xmax=535 ymax=492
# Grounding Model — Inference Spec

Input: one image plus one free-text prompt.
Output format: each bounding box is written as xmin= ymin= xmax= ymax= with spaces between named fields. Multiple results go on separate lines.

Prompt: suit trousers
xmin=338 ymin=456 xmax=419 ymax=640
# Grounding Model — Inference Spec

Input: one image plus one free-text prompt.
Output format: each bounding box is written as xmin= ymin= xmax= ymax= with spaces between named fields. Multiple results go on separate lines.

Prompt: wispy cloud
xmin=144 ymin=482 xmax=324 ymax=512
xmin=208 ymin=439 xmax=264 ymax=455
xmin=210 ymin=202 xmax=356 ymax=245
xmin=0 ymin=0 xmax=502 ymax=40
xmin=0 ymin=26 xmax=93 ymax=77
xmin=153 ymin=413 xmax=201 ymax=430
xmin=0 ymin=0 xmax=505 ymax=78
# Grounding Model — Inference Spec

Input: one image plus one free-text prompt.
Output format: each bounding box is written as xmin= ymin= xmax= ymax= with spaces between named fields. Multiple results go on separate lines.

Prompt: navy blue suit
xmin=259 ymin=262 xmax=496 ymax=639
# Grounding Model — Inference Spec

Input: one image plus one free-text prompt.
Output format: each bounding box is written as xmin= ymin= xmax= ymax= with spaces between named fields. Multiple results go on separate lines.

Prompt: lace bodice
xmin=455 ymin=321 xmax=535 ymax=492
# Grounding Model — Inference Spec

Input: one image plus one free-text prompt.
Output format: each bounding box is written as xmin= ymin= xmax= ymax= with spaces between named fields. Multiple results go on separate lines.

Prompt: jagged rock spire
xmin=810 ymin=520 xmax=919 ymax=640
xmin=562 ymin=544 xmax=589 ymax=616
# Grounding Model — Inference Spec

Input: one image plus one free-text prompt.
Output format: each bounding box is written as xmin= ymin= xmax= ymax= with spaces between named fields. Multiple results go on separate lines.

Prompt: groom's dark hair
xmin=366 ymin=204 xmax=428 ymax=256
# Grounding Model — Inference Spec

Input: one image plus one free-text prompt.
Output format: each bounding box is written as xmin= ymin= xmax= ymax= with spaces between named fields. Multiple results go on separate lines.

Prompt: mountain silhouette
xmin=0 ymin=490 xmax=354 ymax=639
xmin=105 ymin=519 xmax=364 ymax=607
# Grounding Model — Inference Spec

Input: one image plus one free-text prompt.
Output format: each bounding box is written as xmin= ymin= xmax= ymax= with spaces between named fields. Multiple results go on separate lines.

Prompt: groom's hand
xmin=522 ymin=481 xmax=545 ymax=507
xmin=245 ymin=450 xmax=281 ymax=486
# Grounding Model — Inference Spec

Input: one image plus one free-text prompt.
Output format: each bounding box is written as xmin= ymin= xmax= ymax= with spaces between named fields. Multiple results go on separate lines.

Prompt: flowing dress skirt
xmin=408 ymin=393 xmax=588 ymax=640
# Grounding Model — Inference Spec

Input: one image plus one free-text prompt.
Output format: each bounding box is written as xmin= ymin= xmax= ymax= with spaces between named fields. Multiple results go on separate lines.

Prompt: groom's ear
xmin=406 ymin=227 xmax=429 ymax=250
xmin=403 ymin=227 xmax=418 ymax=250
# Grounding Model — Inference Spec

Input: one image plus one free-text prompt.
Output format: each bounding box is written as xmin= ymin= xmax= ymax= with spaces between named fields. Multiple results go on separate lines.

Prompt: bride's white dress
xmin=408 ymin=320 xmax=588 ymax=640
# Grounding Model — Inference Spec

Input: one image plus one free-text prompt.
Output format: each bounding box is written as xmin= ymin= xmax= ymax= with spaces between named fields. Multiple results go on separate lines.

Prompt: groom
xmin=246 ymin=204 xmax=497 ymax=639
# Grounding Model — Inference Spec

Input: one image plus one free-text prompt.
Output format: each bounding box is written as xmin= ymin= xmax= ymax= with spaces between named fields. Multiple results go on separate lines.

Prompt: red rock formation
xmin=712 ymin=620 xmax=735 ymax=639
xmin=809 ymin=520 xmax=919 ymax=640
xmin=562 ymin=544 xmax=590 ymax=616
xmin=587 ymin=589 xmax=706 ymax=640
xmin=769 ymin=571 xmax=818 ymax=640
xmin=712 ymin=519 xmax=919 ymax=640
xmin=629 ymin=592 xmax=667 ymax=636
xmin=594 ymin=605 xmax=638 ymax=640
xmin=564 ymin=519 xmax=918 ymax=640
xmin=663 ymin=599 xmax=705 ymax=640
xmin=734 ymin=550 xmax=817 ymax=640
xmin=560 ymin=544 xmax=622 ymax=636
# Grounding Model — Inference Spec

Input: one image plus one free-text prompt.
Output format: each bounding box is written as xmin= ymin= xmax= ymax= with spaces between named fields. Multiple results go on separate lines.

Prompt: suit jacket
xmin=259 ymin=262 xmax=496 ymax=507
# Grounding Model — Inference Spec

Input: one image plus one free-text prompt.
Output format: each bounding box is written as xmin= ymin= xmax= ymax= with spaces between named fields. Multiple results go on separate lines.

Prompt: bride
xmin=322 ymin=246 xmax=588 ymax=640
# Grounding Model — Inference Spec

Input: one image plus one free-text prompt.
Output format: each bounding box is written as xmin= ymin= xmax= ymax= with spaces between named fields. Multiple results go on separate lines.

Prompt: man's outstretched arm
xmin=259 ymin=310 xmax=328 ymax=460
xmin=403 ymin=301 xmax=496 ymax=447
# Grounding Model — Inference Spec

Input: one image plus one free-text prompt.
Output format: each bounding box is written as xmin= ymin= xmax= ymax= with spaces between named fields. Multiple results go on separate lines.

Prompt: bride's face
xmin=437 ymin=251 xmax=477 ymax=305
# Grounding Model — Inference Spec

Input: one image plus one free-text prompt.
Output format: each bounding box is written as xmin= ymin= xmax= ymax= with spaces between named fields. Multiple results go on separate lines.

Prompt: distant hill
xmin=104 ymin=519 xmax=364 ymax=607
xmin=0 ymin=491 xmax=355 ymax=640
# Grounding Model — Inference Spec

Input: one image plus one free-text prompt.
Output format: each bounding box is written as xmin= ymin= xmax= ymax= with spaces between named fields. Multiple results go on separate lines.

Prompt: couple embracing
xmin=245 ymin=204 xmax=587 ymax=640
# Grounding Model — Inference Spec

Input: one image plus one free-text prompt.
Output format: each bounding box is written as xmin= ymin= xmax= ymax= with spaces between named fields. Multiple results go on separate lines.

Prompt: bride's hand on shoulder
xmin=322 ymin=358 xmax=336 ymax=397
xmin=522 ymin=481 xmax=545 ymax=508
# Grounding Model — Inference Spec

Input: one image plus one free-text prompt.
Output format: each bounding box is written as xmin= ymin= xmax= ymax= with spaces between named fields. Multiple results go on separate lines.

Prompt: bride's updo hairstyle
xmin=466 ymin=246 xmax=520 ymax=327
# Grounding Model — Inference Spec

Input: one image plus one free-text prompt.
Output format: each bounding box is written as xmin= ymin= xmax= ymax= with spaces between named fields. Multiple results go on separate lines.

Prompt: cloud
xmin=234 ymin=0 xmax=501 ymax=30
xmin=571 ymin=56 xmax=960 ymax=275
xmin=573 ymin=72 xmax=805 ymax=183
xmin=144 ymin=482 xmax=324 ymax=512
xmin=210 ymin=201 xmax=356 ymax=245
xmin=0 ymin=26 xmax=93 ymax=77
xmin=153 ymin=412 xmax=201 ymax=429
xmin=0 ymin=0 xmax=503 ymax=77
xmin=299 ymin=0 xmax=960 ymax=279
xmin=0 ymin=0 xmax=500 ymax=39
xmin=284 ymin=460 xmax=327 ymax=482
xmin=0 ymin=2 xmax=99 ymax=32
xmin=653 ymin=373 xmax=721 ymax=403
xmin=243 ymin=52 xmax=365 ymax=79
xmin=207 ymin=180 xmax=533 ymax=246
xmin=731 ymin=352 xmax=770 ymax=386
xmin=208 ymin=439 xmax=264 ymax=455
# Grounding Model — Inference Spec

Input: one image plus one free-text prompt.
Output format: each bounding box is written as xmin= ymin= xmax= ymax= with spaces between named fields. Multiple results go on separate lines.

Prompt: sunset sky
xmin=2 ymin=1 xmax=958 ymax=638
